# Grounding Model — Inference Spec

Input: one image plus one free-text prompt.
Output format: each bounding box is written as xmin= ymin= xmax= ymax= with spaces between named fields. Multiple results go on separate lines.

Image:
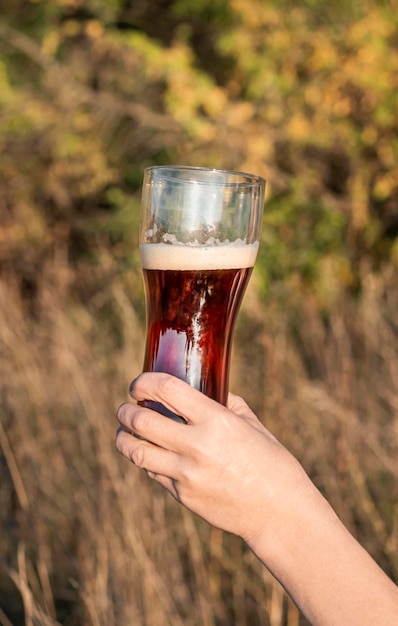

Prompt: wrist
xmin=246 ymin=469 xmax=329 ymax=569
xmin=246 ymin=479 xmax=398 ymax=625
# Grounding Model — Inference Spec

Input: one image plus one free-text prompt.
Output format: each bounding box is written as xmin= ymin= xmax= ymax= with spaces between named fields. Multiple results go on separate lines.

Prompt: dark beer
xmin=140 ymin=243 xmax=257 ymax=421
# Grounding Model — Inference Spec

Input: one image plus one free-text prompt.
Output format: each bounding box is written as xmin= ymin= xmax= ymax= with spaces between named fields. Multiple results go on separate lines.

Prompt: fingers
xmin=227 ymin=392 xmax=276 ymax=438
xmin=117 ymin=401 xmax=185 ymax=452
xmin=129 ymin=373 xmax=228 ymax=424
xmin=227 ymin=392 xmax=252 ymax=415
xmin=147 ymin=472 xmax=180 ymax=500
xmin=116 ymin=425 xmax=180 ymax=482
xmin=227 ymin=392 xmax=264 ymax=427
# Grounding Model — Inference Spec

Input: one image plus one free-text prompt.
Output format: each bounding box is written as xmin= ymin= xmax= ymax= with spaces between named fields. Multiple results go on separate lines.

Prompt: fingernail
xmin=128 ymin=377 xmax=138 ymax=396
xmin=116 ymin=402 xmax=127 ymax=420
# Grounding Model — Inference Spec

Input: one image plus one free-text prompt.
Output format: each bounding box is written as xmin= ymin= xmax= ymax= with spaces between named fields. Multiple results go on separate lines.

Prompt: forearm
xmin=247 ymin=485 xmax=398 ymax=626
xmin=117 ymin=375 xmax=398 ymax=624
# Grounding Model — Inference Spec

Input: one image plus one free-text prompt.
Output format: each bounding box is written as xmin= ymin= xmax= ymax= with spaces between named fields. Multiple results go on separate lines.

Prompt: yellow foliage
xmin=304 ymin=84 xmax=323 ymax=107
xmin=248 ymin=133 xmax=273 ymax=160
xmin=41 ymin=30 xmax=60 ymax=55
xmin=309 ymin=36 xmax=338 ymax=71
xmin=224 ymin=101 xmax=254 ymax=127
xmin=361 ymin=125 xmax=378 ymax=146
xmin=61 ymin=19 xmax=82 ymax=37
xmin=202 ymin=86 xmax=227 ymax=118
xmin=1 ymin=3 xmax=398 ymax=624
xmin=85 ymin=20 xmax=104 ymax=39
xmin=333 ymin=97 xmax=351 ymax=118
xmin=373 ymin=173 xmax=397 ymax=202
xmin=350 ymin=172 xmax=370 ymax=231
xmin=0 ymin=60 xmax=12 ymax=104
xmin=377 ymin=140 xmax=395 ymax=168
xmin=391 ymin=238 xmax=398 ymax=265
xmin=286 ymin=113 xmax=310 ymax=142
xmin=350 ymin=7 xmax=395 ymax=42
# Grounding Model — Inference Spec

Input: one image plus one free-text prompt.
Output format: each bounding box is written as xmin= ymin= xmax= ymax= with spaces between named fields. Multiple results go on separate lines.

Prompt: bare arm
xmin=116 ymin=373 xmax=398 ymax=625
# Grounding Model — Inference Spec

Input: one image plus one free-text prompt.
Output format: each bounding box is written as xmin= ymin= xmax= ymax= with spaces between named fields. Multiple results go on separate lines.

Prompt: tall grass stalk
xmin=1 ymin=256 xmax=397 ymax=625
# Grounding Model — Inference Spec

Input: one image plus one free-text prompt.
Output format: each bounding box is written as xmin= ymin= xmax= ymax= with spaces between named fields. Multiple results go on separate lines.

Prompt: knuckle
xmin=157 ymin=373 xmax=180 ymax=399
xmin=131 ymin=407 xmax=151 ymax=434
xmin=179 ymin=457 xmax=199 ymax=487
xmin=131 ymin=443 xmax=148 ymax=469
xmin=179 ymin=463 xmax=192 ymax=486
xmin=116 ymin=402 xmax=131 ymax=423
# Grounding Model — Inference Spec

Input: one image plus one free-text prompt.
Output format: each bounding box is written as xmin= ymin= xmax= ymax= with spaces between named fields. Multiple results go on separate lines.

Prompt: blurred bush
xmin=0 ymin=0 xmax=397 ymax=624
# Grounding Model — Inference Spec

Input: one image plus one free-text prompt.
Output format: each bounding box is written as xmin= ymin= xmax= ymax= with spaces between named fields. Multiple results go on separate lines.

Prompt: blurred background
xmin=0 ymin=0 xmax=397 ymax=624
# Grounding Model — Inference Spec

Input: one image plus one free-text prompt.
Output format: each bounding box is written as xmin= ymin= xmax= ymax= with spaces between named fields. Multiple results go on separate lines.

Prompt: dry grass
xmin=1 ymin=254 xmax=397 ymax=625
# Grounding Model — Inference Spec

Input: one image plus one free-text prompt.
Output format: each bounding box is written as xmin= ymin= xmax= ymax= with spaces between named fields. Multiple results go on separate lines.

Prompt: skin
xmin=116 ymin=372 xmax=398 ymax=626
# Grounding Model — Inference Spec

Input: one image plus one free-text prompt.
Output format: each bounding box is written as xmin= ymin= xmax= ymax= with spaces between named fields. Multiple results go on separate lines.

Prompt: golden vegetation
xmin=0 ymin=0 xmax=397 ymax=624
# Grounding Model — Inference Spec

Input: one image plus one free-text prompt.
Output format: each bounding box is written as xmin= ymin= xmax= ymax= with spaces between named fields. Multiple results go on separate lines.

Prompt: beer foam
xmin=140 ymin=241 xmax=259 ymax=270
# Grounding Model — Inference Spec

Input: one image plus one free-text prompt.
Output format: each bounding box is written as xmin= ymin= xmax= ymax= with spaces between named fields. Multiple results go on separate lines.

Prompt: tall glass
xmin=139 ymin=166 xmax=265 ymax=421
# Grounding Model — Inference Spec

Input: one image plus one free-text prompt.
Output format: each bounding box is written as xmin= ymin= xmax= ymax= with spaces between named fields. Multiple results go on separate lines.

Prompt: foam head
xmin=140 ymin=241 xmax=259 ymax=270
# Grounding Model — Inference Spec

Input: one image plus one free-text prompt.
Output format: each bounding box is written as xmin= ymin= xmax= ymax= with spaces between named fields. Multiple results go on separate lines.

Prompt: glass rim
xmin=144 ymin=165 xmax=266 ymax=188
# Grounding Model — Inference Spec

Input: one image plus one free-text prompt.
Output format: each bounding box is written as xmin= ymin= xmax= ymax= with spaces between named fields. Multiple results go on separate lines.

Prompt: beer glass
xmin=140 ymin=166 xmax=265 ymax=421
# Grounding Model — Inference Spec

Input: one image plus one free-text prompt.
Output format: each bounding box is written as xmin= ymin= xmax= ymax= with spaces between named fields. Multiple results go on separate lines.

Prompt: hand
xmin=116 ymin=373 xmax=398 ymax=625
xmin=116 ymin=372 xmax=312 ymax=543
